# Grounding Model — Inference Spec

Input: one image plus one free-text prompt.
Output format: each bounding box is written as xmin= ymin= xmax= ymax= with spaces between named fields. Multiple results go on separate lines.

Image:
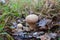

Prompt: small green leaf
xmin=0 ymin=24 xmax=5 ymax=30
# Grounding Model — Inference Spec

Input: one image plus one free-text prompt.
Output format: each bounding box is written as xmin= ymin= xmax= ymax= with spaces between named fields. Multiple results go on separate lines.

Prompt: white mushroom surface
xmin=26 ymin=14 xmax=38 ymax=23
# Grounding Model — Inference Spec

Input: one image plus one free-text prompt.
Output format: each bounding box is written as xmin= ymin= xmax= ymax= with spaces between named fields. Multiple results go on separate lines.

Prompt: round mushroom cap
xmin=26 ymin=14 xmax=38 ymax=23
xmin=17 ymin=23 xmax=23 ymax=28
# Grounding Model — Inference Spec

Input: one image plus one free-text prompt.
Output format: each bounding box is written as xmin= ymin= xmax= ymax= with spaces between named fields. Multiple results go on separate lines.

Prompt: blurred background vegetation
xmin=0 ymin=0 xmax=60 ymax=40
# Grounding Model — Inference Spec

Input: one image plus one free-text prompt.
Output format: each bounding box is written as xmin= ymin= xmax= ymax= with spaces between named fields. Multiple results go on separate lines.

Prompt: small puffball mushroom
xmin=17 ymin=23 xmax=23 ymax=29
xmin=17 ymin=23 xmax=23 ymax=32
xmin=25 ymin=14 xmax=38 ymax=30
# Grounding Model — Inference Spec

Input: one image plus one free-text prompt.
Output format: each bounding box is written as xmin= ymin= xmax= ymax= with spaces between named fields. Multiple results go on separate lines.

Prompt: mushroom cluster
xmin=12 ymin=14 xmax=60 ymax=40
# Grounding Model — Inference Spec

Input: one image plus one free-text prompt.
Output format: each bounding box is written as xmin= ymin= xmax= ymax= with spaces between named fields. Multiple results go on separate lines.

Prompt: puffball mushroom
xmin=17 ymin=23 xmax=23 ymax=29
xmin=25 ymin=14 xmax=38 ymax=30
xmin=17 ymin=23 xmax=23 ymax=32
